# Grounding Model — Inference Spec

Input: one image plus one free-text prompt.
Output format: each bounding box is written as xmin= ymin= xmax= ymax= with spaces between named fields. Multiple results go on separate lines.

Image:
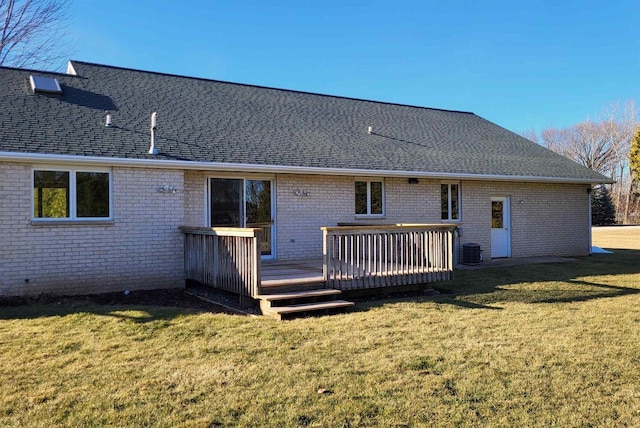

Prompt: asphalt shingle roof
xmin=0 ymin=60 xmax=608 ymax=182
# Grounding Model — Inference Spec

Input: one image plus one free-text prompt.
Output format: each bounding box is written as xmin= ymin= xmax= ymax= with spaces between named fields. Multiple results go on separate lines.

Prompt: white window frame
xmin=355 ymin=179 xmax=385 ymax=217
xmin=441 ymin=181 xmax=461 ymax=222
xmin=32 ymin=166 xmax=113 ymax=221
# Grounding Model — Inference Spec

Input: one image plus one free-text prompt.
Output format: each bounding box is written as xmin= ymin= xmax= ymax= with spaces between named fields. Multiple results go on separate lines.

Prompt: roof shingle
xmin=0 ymin=60 xmax=608 ymax=183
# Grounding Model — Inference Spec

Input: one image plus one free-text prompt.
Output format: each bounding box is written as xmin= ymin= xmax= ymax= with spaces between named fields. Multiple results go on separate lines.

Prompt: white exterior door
xmin=491 ymin=196 xmax=511 ymax=258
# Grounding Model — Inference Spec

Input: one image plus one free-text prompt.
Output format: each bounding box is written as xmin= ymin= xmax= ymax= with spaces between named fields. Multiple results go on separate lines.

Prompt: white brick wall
xmin=0 ymin=163 xmax=185 ymax=296
xmin=459 ymin=181 xmax=590 ymax=259
xmin=275 ymin=175 xmax=590 ymax=260
xmin=184 ymin=170 xmax=206 ymax=226
xmin=276 ymin=175 xmax=445 ymax=259
xmin=276 ymin=174 xmax=353 ymax=259
xmin=2 ymin=164 xmax=589 ymax=296
xmin=183 ymin=173 xmax=591 ymax=261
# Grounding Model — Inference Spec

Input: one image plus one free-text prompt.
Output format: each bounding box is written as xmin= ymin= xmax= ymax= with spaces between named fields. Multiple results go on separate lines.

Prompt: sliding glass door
xmin=209 ymin=178 xmax=274 ymax=258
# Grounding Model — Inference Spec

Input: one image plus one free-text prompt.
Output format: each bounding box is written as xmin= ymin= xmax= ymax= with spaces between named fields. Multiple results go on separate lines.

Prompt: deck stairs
xmin=256 ymin=284 xmax=355 ymax=320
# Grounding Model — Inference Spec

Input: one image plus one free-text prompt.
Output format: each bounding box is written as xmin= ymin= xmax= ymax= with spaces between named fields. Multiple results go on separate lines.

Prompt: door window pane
xmin=210 ymin=178 xmax=242 ymax=226
xmin=246 ymin=180 xmax=273 ymax=256
xmin=492 ymin=201 xmax=503 ymax=228
xmin=246 ymin=180 xmax=271 ymax=224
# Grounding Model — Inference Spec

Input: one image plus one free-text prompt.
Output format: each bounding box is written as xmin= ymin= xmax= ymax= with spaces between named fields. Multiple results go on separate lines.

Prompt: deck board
xmin=261 ymin=258 xmax=324 ymax=288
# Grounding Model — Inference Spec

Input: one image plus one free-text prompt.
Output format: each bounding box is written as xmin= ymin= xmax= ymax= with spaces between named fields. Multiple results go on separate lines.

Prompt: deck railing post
xmin=322 ymin=228 xmax=329 ymax=285
xmin=447 ymin=229 xmax=454 ymax=279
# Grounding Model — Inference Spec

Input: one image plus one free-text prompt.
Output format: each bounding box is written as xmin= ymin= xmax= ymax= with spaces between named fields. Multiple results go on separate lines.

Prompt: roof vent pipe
xmin=105 ymin=113 xmax=112 ymax=127
xmin=148 ymin=112 xmax=158 ymax=155
xmin=367 ymin=126 xmax=372 ymax=134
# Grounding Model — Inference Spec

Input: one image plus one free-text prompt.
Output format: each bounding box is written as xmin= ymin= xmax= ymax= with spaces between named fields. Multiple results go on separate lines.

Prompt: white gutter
xmin=0 ymin=151 xmax=612 ymax=185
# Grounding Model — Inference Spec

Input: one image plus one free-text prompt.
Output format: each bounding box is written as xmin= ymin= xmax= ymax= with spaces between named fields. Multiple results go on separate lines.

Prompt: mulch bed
xmin=0 ymin=285 xmax=446 ymax=315
xmin=0 ymin=288 xmax=237 ymax=314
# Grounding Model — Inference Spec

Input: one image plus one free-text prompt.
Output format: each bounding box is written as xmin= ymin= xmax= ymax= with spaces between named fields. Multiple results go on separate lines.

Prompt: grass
xmin=1 ymin=228 xmax=639 ymax=427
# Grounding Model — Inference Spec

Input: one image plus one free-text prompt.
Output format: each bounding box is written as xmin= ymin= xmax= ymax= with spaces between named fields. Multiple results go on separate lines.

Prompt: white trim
xmin=269 ymin=179 xmax=277 ymax=260
xmin=441 ymin=182 xmax=461 ymax=222
xmin=355 ymin=179 xmax=385 ymax=216
xmin=206 ymin=175 xmax=277 ymax=259
xmin=202 ymin=176 xmax=208 ymax=228
xmin=490 ymin=196 xmax=512 ymax=258
xmin=32 ymin=167 xmax=113 ymax=222
xmin=0 ymin=152 xmax=611 ymax=184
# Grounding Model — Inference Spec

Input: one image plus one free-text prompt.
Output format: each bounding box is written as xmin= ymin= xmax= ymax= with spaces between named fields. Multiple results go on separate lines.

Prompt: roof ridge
xmin=69 ymin=60 xmax=476 ymax=116
xmin=0 ymin=63 xmax=71 ymax=77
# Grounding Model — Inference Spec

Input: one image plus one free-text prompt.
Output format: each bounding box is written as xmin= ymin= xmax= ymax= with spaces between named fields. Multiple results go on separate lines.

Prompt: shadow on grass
xmin=0 ymin=302 xmax=214 ymax=322
xmin=0 ymin=289 xmax=225 ymax=321
xmin=437 ymin=250 xmax=640 ymax=307
xmin=440 ymin=299 xmax=503 ymax=310
xmin=353 ymin=250 xmax=640 ymax=312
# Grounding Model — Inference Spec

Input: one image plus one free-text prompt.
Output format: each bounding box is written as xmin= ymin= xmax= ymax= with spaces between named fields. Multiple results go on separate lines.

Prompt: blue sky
xmin=67 ymin=0 xmax=639 ymax=134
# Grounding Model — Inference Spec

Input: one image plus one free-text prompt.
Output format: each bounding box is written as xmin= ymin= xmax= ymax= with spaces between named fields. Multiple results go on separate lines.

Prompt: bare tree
xmin=540 ymin=121 xmax=617 ymax=174
xmin=597 ymin=101 xmax=638 ymax=222
xmin=532 ymin=100 xmax=639 ymax=223
xmin=0 ymin=0 xmax=70 ymax=69
xmin=520 ymin=129 xmax=539 ymax=143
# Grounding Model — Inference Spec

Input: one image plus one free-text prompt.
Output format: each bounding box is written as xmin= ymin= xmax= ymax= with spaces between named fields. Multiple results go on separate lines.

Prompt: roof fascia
xmin=0 ymin=151 xmax=612 ymax=185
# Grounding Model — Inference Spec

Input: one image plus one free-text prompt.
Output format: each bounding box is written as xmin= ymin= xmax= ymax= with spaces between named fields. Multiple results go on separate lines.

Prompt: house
xmin=0 ymin=61 xmax=610 ymax=301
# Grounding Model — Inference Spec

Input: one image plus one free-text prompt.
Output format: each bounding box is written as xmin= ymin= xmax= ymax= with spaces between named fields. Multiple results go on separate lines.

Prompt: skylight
xmin=29 ymin=75 xmax=62 ymax=94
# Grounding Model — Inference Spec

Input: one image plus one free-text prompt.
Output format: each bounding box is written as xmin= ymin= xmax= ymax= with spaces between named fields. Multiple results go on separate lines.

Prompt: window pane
xmin=441 ymin=184 xmax=449 ymax=220
xmin=77 ymin=172 xmax=110 ymax=218
xmin=355 ymin=181 xmax=367 ymax=215
xmin=34 ymin=171 xmax=69 ymax=218
xmin=370 ymin=181 xmax=383 ymax=214
xmin=451 ymin=184 xmax=459 ymax=220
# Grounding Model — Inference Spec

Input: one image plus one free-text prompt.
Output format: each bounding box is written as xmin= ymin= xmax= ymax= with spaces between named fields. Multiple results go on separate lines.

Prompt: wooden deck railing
xmin=180 ymin=226 xmax=263 ymax=297
xmin=321 ymin=224 xmax=456 ymax=289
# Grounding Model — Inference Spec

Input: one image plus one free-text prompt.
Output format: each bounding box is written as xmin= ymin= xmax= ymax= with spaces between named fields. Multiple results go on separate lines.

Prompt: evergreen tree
xmin=591 ymin=186 xmax=616 ymax=226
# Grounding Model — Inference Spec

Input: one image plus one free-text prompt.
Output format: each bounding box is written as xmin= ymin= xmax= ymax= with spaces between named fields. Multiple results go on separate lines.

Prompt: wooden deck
xmin=261 ymin=258 xmax=324 ymax=289
xmin=181 ymin=224 xmax=455 ymax=298
xmin=181 ymin=225 xmax=454 ymax=318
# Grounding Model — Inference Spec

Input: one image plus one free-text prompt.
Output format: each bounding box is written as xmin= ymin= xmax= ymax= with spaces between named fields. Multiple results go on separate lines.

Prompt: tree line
xmin=523 ymin=101 xmax=640 ymax=225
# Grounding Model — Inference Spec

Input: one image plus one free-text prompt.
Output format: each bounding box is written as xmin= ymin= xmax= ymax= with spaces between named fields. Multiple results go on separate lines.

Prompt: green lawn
xmin=1 ymin=229 xmax=639 ymax=427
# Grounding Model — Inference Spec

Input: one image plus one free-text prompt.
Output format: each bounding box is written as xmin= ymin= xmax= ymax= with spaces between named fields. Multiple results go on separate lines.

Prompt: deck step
xmin=257 ymin=288 xmax=355 ymax=319
xmin=256 ymin=289 xmax=342 ymax=301
xmin=263 ymin=300 xmax=355 ymax=320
